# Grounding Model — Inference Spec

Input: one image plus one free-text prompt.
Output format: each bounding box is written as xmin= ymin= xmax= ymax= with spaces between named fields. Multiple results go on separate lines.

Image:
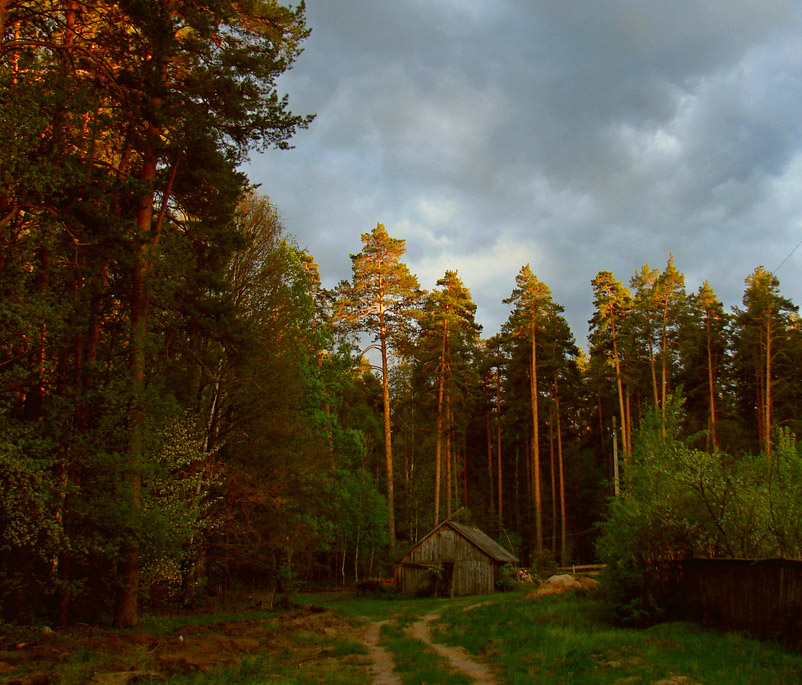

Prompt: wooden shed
xmin=397 ymin=521 xmax=518 ymax=597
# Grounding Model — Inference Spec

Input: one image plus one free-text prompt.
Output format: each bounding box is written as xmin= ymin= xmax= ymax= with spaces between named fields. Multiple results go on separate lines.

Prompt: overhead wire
xmin=773 ymin=234 xmax=802 ymax=275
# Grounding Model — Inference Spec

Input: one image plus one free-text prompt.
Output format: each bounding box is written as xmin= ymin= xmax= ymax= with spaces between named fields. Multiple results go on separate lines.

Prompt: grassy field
xmin=434 ymin=590 xmax=802 ymax=684
xmin=314 ymin=588 xmax=802 ymax=684
xmin=3 ymin=586 xmax=802 ymax=683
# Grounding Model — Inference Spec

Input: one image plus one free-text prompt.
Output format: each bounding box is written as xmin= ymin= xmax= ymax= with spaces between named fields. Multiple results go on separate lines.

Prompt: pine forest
xmin=5 ymin=1 xmax=802 ymax=631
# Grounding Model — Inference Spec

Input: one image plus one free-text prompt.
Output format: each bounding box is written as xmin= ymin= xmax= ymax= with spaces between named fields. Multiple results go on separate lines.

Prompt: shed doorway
xmin=436 ymin=562 xmax=454 ymax=598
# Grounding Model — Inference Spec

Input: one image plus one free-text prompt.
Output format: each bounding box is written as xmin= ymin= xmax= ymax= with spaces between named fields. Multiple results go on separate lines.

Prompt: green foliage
xmin=598 ymin=399 xmax=802 ymax=624
xmin=495 ymin=563 xmax=518 ymax=592
xmin=336 ymin=223 xmax=423 ymax=350
xmin=327 ymin=466 xmax=389 ymax=582
xmin=414 ymin=564 xmax=445 ymax=598
xmin=355 ymin=579 xmax=398 ymax=598
xmin=140 ymin=414 xmax=219 ymax=602
xmin=0 ymin=422 xmax=62 ymax=555
xmin=0 ymin=0 xmax=313 ymax=625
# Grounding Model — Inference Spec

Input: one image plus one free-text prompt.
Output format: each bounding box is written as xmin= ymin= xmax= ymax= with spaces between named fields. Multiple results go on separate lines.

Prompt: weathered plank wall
xmin=400 ymin=527 xmax=498 ymax=596
xmin=652 ymin=558 xmax=802 ymax=650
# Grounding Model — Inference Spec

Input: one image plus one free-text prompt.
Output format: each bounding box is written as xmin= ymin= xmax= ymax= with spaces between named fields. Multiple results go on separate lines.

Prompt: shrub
xmin=415 ymin=564 xmax=444 ymax=598
xmin=495 ymin=563 xmax=517 ymax=591
xmin=596 ymin=399 xmax=802 ymax=625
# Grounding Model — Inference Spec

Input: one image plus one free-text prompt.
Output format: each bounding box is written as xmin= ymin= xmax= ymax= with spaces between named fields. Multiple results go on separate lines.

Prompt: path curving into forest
xmin=409 ymin=612 xmax=498 ymax=684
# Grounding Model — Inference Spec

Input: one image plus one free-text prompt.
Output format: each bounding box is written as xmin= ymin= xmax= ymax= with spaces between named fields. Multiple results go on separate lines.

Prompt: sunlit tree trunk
xmin=649 ymin=341 xmax=659 ymax=409
xmin=549 ymin=406 xmax=557 ymax=557
xmin=446 ymin=399 xmax=453 ymax=519
xmin=610 ymin=316 xmax=629 ymax=460
xmin=379 ymin=301 xmax=396 ymax=550
xmin=764 ymin=310 xmax=772 ymax=460
xmin=530 ymin=320 xmax=542 ymax=555
xmin=705 ymin=309 xmax=719 ymax=451
xmin=555 ymin=372 xmax=567 ymax=566
xmin=495 ymin=358 xmax=504 ymax=529
xmin=434 ymin=320 xmax=447 ymax=524
xmin=486 ymin=412 xmax=495 ymax=515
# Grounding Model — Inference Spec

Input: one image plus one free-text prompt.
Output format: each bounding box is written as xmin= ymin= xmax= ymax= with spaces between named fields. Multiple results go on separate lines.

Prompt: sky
xmin=244 ymin=0 xmax=802 ymax=348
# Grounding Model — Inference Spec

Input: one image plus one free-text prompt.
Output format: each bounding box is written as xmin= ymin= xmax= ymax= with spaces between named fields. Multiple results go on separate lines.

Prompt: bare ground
xmin=0 ymin=605 xmax=360 ymax=684
xmin=361 ymin=620 xmax=401 ymax=685
xmin=0 ymin=602 xmax=501 ymax=685
xmin=408 ymin=612 xmax=497 ymax=684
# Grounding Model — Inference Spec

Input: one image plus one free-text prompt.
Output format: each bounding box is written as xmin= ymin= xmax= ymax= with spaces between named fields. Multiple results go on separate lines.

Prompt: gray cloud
xmin=245 ymin=0 xmax=802 ymax=344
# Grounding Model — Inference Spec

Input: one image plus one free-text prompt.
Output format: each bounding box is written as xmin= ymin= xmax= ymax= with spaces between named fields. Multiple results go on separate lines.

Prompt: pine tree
xmin=503 ymin=265 xmax=560 ymax=557
xmin=589 ymin=271 xmax=633 ymax=460
xmin=630 ymin=264 xmax=662 ymax=409
xmin=336 ymin=224 xmax=422 ymax=551
xmin=655 ymin=255 xmax=686 ymax=421
xmin=418 ymin=271 xmax=481 ymax=523
xmin=0 ymin=0 xmax=312 ymax=626
xmin=680 ymin=281 xmax=729 ymax=451
xmin=732 ymin=267 xmax=798 ymax=459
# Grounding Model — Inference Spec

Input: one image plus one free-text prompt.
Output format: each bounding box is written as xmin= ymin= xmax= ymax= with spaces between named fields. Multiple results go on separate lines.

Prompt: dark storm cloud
xmin=245 ymin=0 xmax=802 ymax=343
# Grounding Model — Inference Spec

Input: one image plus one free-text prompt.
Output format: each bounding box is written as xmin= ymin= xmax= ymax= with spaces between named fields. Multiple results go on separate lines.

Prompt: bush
xmin=596 ymin=399 xmax=802 ymax=625
xmin=415 ymin=564 xmax=444 ymax=598
xmin=600 ymin=558 xmax=663 ymax=627
xmin=355 ymin=579 xmax=397 ymax=598
xmin=495 ymin=563 xmax=517 ymax=591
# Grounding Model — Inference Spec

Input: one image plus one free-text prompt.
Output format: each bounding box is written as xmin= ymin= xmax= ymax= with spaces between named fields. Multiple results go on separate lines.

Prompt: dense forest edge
xmin=4 ymin=0 xmax=802 ymax=632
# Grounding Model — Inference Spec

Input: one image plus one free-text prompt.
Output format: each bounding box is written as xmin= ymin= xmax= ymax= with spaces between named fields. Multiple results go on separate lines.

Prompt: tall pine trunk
xmin=705 ymin=311 xmax=718 ymax=451
xmin=610 ymin=316 xmax=629 ymax=460
xmin=495 ymin=363 xmax=504 ymax=529
xmin=555 ymin=372 xmax=567 ymax=566
xmin=446 ymin=399 xmax=452 ymax=519
xmin=379 ymin=308 xmax=395 ymax=551
xmin=648 ymin=339 xmax=659 ymax=409
xmin=115 ymin=129 xmax=177 ymax=627
xmin=486 ymin=413 xmax=495 ymax=515
xmin=764 ymin=310 xmax=772 ymax=460
xmin=661 ymin=303 xmax=670 ymax=424
xmin=529 ymin=321 xmax=542 ymax=556
xmin=549 ymin=406 xmax=557 ymax=557
xmin=434 ymin=320 xmax=447 ymax=524
xmin=115 ymin=138 xmax=158 ymax=628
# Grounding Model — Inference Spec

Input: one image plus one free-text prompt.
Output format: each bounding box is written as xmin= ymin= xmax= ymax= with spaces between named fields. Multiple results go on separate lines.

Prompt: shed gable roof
xmin=400 ymin=520 xmax=518 ymax=564
xmin=448 ymin=522 xmax=518 ymax=563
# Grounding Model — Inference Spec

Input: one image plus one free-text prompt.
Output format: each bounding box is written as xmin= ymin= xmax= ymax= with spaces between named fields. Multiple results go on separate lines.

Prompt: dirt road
xmin=363 ymin=610 xmax=497 ymax=684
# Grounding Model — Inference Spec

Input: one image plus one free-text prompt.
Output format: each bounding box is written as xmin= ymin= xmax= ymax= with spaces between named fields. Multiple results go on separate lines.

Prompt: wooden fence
xmin=649 ymin=558 xmax=802 ymax=650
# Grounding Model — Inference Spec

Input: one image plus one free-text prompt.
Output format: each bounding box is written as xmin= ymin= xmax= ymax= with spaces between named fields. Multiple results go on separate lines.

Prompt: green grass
xmin=331 ymin=638 xmax=368 ymax=656
xmin=146 ymin=655 xmax=358 ymax=684
xmin=138 ymin=608 xmax=280 ymax=634
xmin=432 ymin=588 xmax=802 ymax=684
xmin=301 ymin=590 xmax=480 ymax=621
xmin=380 ymin=619 xmax=471 ymax=685
xmin=13 ymin=587 xmax=802 ymax=684
xmin=139 ymin=631 xmax=369 ymax=685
